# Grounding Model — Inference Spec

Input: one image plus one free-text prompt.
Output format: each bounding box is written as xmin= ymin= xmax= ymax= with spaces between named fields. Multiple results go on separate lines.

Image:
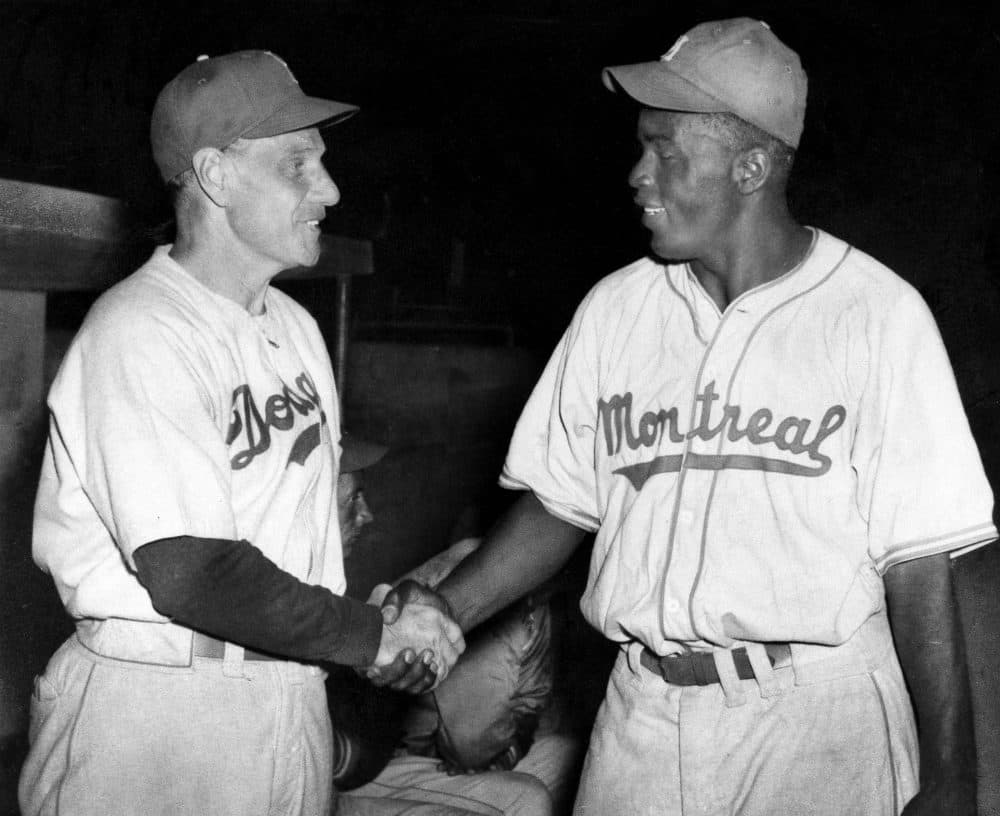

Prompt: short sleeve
xmin=853 ymin=289 xmax=996 ymax=572
xmin=501 ymin=292 xmax=602 ymax=531
xmin=51 ymin=307 xmax=236 ymax=567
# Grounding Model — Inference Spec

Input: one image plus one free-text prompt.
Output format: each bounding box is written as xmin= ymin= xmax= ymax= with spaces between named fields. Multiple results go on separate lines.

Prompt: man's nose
xmin=629 ymin=152 xmax=654 ymax=189
xmin=356 ymin=496 xmax=373 ymax=526
xmin=314 ymin=166 xmax=340 ymax=206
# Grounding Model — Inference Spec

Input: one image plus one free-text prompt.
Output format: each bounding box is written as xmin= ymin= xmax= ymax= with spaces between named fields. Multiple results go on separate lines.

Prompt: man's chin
xmin=649 ymin=245 xmax=684 ymax=264
xmin=649 ymin=235 xmax=695 ymax=264
xmin=298 ymin=249 xmax=322 ymax=268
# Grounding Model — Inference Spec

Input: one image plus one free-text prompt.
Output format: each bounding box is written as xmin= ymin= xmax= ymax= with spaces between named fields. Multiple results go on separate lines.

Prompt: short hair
xmin=697 ymin=112 xmax=796 ymax=179
xmin=166 ymin=168 xmax=197 ymax=208
xmin=164 ymin=138 xmax=252 ymax=208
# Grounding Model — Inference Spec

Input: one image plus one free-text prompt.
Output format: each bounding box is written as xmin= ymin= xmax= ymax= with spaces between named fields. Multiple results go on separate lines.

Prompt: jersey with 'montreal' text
xmin=502 ymin=228 xmax=996 ymax=653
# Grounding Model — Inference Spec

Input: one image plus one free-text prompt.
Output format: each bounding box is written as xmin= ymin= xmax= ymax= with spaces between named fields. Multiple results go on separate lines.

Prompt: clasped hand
xmin=368 ymin=579 xmax=464 ymax=694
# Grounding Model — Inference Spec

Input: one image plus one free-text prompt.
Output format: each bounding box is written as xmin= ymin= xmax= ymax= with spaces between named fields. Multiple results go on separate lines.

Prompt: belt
xmin=191 ymin=632 xmax=281 ymax=662
xmin=639 ymin=644 xmax=790 ymax=686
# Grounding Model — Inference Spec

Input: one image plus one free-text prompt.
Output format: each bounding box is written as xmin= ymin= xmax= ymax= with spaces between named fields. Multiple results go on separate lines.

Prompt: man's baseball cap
xmin=340 ymin=433 xmax=388 ymax=475
xmin=602 ymin=18 xmax=806 ymax=148
xmin=151 ymin=50 xmax=358 ymax=182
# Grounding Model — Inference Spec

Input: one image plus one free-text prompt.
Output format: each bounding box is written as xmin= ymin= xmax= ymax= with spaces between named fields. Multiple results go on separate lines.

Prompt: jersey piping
xmin=684 ymin=240 xmax=851 ymax=638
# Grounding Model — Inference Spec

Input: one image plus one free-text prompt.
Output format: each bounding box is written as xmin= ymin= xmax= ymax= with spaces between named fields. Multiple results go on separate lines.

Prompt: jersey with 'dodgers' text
xmin=33 ymin=246 xmax=345 ymax=664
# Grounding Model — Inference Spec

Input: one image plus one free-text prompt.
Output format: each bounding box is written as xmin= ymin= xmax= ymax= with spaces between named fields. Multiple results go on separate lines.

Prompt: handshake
xmin=365 ymin=580 xmax=465 ymax=694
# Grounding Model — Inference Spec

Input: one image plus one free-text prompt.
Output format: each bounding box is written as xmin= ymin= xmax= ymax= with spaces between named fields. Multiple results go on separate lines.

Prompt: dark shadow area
xmin=3 ymin=2 xmax=1000 ymax=814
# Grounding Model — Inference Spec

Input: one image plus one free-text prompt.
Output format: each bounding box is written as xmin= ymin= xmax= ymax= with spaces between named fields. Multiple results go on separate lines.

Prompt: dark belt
xmin=192 ymin=632 xmax=281 ymax=662
xmin=639 ymin=645 xmax=788 ymax=686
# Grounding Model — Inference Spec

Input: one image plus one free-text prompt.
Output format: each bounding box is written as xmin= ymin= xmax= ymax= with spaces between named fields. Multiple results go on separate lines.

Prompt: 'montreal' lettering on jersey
xmin=227 ymin=372 xmax=324 ymax=470
xmin=598 ymin=381 xmax=846 ymax=489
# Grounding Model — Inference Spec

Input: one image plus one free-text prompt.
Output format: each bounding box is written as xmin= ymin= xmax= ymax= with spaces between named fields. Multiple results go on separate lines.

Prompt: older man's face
xmin=337 ymin=471 xmax=374 ymax=558
xmin=225 ymin=127 xmax=340 ymax=271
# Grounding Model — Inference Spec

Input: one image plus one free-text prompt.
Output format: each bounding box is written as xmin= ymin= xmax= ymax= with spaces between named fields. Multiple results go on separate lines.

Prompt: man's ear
xmin=733 ymin=146 xmax=770 ymax=195
xmin=191 ymin=147 xmax=229 ymax=206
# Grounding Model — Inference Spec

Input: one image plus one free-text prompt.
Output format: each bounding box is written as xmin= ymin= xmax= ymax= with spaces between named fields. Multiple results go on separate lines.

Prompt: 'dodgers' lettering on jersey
xmin=227 ymin=373 xmax=325 ymax=470
xmin=598 ymin=381 xmax=846 ymax=489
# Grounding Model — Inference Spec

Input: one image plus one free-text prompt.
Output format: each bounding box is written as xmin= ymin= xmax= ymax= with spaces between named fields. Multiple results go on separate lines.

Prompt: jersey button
xmin=666 ymin=599 xmax=681 ymax=613
xmin=679 ymin=509 xmax=694 ymax=525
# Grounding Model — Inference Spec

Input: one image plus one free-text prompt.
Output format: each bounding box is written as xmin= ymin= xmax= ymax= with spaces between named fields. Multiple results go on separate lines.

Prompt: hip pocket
xmin=27 ymin=674 xmax=61 ymax=745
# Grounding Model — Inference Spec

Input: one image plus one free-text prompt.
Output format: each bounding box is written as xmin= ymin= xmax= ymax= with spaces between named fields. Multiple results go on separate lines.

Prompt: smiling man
xmin=383 ymin=18 xmax=995 ymax=816
xmin=19 ymin=50 xmax=463 ymax=816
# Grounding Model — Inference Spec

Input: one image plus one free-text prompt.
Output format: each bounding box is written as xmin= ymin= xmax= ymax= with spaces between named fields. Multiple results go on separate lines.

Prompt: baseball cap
xmin=602 ymin=18 xmax=806 ymax=148
xmin=340 ymin=433 xmax=388 ymax=474
xmin=151 ymin=50 xmax=358 ymax=182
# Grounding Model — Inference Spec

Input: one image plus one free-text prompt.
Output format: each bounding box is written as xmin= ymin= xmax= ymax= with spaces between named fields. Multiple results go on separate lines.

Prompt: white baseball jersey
xmin=33 ymin=245 xmax=344 ymax=664
xmin=502 ymin=228 xmax=996 ymax=655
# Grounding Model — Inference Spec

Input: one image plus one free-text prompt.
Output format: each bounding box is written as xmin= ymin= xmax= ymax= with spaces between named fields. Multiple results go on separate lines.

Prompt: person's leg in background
xmin=514 ymin=732 xmax=584 ymax=815
xmin=343 ymin=753 xmax=554 ymax=816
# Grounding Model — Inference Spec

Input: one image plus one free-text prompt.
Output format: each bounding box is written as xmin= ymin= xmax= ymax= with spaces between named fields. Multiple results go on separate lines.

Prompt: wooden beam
xmin=0 ymin=225 xmax=143 ymax=292
xmin=0 ymin=178 xmax=138 ymax=292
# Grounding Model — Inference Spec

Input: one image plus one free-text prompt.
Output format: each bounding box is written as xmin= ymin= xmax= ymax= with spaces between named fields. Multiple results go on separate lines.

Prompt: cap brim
xmin=244 ymin=95 xmax=359 ymax=139
xmin=602 ymin=62 xmax=728 ymax=114
xmin=340 ymin=433 xmax=388 ymax=474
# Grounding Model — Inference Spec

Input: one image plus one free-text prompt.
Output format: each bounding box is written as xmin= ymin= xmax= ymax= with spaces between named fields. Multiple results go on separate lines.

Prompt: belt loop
xmin=745 ymin=643 xmax=780 ymax=698
xmin=625 ymin=641 xmax=645 ymax=676
xmin=712 ymin=649 xmax=747 ymax=708
xmin=222 ymin=642 xmax=246 ymax=679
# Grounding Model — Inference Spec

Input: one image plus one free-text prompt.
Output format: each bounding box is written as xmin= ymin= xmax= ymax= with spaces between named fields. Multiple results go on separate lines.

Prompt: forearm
xmin=884 ymin=552 xmax=976 ymax=782
xmin=437 ymin=491 xmax=586 ymax=631
xmin=134 ymin=536 xmax=383 ymax=666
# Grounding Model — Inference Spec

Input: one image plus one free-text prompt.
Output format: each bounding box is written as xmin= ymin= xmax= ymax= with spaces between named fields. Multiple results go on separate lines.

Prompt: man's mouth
xmin=643 ymin=207 xmax=665 ymax=215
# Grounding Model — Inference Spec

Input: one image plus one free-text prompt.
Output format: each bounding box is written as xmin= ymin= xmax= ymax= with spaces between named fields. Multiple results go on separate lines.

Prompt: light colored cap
xmin=602 ymin=18 xmax=807 ymax=148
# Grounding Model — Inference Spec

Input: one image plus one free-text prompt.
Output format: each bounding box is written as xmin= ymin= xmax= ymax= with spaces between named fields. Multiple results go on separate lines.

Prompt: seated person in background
xmin=331 ymin=435 xmax=475 ymax=816
xmin=336 ymin=432 xmax=384 ymax=560
xmin=329 ymin=440 xmax=582 ymax=816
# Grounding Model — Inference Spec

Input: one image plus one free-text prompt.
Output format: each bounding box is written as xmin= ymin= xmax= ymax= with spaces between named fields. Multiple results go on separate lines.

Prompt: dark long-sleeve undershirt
xmin=133 ymin=535 xmax=382 ymax=667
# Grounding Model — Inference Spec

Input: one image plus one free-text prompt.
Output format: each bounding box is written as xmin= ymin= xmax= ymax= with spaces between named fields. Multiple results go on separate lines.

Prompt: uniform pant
xmin=19 ymin=634 xmax=333 ymax=816
xmin=573 ymin=613 xmax=919 ymax=816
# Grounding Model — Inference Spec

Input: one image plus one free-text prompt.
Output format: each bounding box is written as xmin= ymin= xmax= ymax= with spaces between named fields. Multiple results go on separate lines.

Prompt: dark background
xmin=3 ymin=0 xmax=1000 ymax=358
xmin=4 ymin=1 xmax=1000 ymax=813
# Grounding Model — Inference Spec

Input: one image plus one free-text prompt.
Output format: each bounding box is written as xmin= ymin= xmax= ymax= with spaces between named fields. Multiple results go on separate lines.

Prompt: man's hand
xmin=361 ymin=584 xmax=436 ymax=693
xmin=362 ymin=636 xmax=437 ymax=694
xmin=372 ymin=594 xmax=464 ymax=691
xmin=366 ymin=580 xmax=463 ymax=692
xmin=380 ymin=579 xmax=457 ymax=625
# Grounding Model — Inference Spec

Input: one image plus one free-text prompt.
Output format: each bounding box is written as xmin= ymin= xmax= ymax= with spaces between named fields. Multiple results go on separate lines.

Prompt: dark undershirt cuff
xmin=133 ymin=535 xmax=384 ymax=667
xmin=330 ymin=598 xmax=383 ymax=666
